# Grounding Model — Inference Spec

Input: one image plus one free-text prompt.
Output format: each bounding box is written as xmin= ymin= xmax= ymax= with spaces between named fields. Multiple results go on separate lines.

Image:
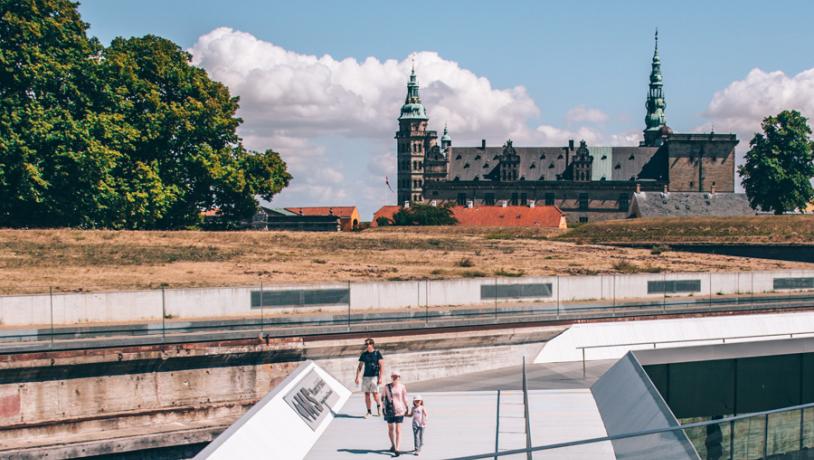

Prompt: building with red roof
xmin=371 ymin=204 xmax=566 ymax=229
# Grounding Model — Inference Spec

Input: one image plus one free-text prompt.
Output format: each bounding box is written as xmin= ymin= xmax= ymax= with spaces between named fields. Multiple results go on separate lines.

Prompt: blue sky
xmin=78 ymin=0 xmax=814 ymax=217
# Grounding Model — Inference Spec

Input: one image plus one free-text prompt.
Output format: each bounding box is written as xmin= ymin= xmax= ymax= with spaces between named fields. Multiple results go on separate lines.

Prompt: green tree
xmin=0 ymin=0 xmax=291 ymax=228
xmin=739 ymin=110 xmax=814 ymax=214
xmin=392 ymin=204 xmax=457 ymax=226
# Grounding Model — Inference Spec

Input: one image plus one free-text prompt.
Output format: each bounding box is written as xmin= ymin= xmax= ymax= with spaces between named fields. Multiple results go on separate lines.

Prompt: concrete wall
xmin=1 ymin=270 xmax=813 ymax=326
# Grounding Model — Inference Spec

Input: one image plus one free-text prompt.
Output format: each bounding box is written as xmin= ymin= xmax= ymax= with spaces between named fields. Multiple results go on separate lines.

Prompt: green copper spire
xmin=642 ymin=29 xmax=667 ymax=146
xmin=399 ymin=61 xmax=428 ymax=121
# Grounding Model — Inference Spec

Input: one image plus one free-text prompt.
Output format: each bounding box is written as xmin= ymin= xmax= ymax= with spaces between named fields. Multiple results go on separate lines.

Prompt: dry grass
xmin=559 ymin=215 xmax=814 ymax=244
xmin=0 ymin=226 xmax=809 ymax=295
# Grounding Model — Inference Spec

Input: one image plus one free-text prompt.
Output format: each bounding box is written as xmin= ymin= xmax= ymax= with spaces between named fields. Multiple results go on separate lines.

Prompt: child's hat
xmin=413 ymin=394 xmax=423 ymax=401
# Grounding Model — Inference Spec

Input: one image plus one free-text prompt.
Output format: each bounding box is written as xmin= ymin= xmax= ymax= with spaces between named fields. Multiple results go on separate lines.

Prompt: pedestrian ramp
xmin=535 ymin=310 xmax=814 ymax=364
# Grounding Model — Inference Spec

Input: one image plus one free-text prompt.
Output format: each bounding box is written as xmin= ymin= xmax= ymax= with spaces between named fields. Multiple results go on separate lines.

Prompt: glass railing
xmin=447 ymin=402 xmax=814 ymax=460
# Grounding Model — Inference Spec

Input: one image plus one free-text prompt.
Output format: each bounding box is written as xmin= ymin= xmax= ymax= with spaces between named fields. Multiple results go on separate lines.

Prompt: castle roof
xmin=446 ymin=146 xmax=662 ymax=182
xmin=283 ymin=207 xmax=358 ymax=219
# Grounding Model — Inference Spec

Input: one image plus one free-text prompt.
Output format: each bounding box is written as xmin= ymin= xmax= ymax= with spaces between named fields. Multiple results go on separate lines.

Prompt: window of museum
xmin=511 ymin=193 xmax=519 ymax=206
xmin=457 ymin=193 xmax=467 ymax=206
xmin=579 ymin=216 xmax=589 ymax=223
xmin=484 ymin=193 xmax=495 ymax=205
xmin=520 ymin=193 xmax=528 ymax=204
xmin=579 ymin=193 xmax=589 ymax=210
xmin=545 ymin=193 xmax=555 ymax=206
xmin=619 ymin=194 xmax=629 ymax=210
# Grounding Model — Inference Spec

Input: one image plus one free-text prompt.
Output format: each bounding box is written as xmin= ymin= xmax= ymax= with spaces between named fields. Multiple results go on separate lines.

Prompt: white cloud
xmin=703 ymin=67 xmax=814 ymax=140
xmin=188 ymin=27 xmax=641 ymax=216
xmin=565 ymin=106 xmax=609 ymax=124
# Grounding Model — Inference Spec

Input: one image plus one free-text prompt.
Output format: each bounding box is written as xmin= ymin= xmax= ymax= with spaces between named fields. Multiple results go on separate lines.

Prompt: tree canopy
xmin=739 ymin=110 xmax=814 ymax=215
xmin=0 ymin=0 xmax=290 ymax=228
xmin=392 ymin=204 xmax=457 ymax=226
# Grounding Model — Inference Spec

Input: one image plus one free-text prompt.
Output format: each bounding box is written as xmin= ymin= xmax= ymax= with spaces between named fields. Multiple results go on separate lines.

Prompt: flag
xmin=385 ymin=176 xmax=393 ymax=193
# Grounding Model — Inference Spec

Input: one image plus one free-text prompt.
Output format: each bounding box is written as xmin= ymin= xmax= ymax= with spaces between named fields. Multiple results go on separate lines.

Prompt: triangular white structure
xmin=196 ymin=360 xmax=351 ymax=460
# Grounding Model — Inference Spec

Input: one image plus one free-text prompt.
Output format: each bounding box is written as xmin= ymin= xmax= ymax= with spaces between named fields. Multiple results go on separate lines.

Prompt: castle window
xmin=473 ymin=176 xmax=479 ymax=181
xmin=539 ymin=175 xmax=546 ymax=180
xmin=453 ymin=176 xmax=460 ymax=181
xmin=463 ymin=163 xmax=470 ymax=168
xmin=475 ymin=155 xmax=481 ymax=160
xmin=483 ymin=163 xmax=490 ymax=168
xmin=484 ymin=193 xmax=495 ymax=205
xmin=601 ymin=155 xmax=607 ymax=160
xmin=530 ymin=163 xmax=536 ymax=169
xmin=629 ymin=154 xmax=635 ymax=160
xmin=619 ymin=193 xmax=629 ymax=211
xmin=549 ymin=163 xmax=555 ymax=169
xmin=579 ymin=193 xmax=589 ymax=210
xmin=545 ymin=193 xmax=555 ymax=206
xmin=579 ymin=216 xmax=589 ymax=223
xmin=557 ymin=154 xmax=564 ymax=160
xmin=689 ymin=181 xmax=694 ymax=188
xmin=540 ymin=154 xmax=546 ymax=159
xmin=614 ymin=163 xmax=621 ymax=169
xmin=493 ymin=155 xmax=500 ymax=160
xmin=456 ymin=154 xmax=462 ymax=160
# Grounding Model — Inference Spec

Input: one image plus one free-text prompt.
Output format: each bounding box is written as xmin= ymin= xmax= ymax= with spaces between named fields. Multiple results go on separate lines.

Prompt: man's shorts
xmin=361 ymin=376 xmax=379 ymax=393
xmin=385 ymin=415 xmax=404 ymax=424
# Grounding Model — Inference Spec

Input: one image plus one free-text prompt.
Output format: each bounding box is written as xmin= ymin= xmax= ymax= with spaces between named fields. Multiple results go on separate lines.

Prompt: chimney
xmin=635 ymin=183 xmax=641 ymax=194
xmin=466 ymin=200 xmax=474 ymax=209
xmin=430 ymin=200 xmax=437 ymax=207
xmin=528 ymin=200 xmax=535 ymax=208
xmin=568 ymin=139 xmax=574 ymax=150
xmin=481 ymin=139 xmax=486 ymax=149
xmin=403 ymin=201 xmax=410 ymax=209
xmin=500 ymin=200 xmax=508 ymax=208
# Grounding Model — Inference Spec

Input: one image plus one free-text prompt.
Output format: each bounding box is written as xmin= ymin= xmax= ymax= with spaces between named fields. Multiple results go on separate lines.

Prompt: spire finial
xmin=411 ymin=56 xmax=415 ymax=75
xmin=654 ymin=28 xmax=659 ymax=57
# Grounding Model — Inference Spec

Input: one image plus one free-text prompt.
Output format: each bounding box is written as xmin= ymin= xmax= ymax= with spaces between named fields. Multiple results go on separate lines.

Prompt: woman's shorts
xmin=385 ymin=415 xmax=404 ymax=424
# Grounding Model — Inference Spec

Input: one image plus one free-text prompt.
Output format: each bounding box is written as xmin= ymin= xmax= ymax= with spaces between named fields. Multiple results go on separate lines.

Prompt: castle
xmin=395 ymin=32 xmax=739 ymax=223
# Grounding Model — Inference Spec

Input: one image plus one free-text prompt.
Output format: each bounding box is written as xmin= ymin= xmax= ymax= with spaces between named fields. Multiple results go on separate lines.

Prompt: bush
xmin=456 ymin=257 xmax=475 ymax=268
xmin=392 ymin=205 xmax=457 ymax=226
xmin=375 ymin=216 xmax=393 ymax=227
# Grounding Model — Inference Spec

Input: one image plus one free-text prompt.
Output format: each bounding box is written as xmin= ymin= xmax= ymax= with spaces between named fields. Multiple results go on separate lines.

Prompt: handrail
xmin=446 ymin=400 xmax=814 ymax=460
xmin=578 ymin=330 xmax=814 ymax=378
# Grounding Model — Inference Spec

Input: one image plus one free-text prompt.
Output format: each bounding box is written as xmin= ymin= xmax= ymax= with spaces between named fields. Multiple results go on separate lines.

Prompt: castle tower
xmin=641 ymin=30 xmax=668 ymax=147
xmin=395 ymin=64 xmax=429 ymax=205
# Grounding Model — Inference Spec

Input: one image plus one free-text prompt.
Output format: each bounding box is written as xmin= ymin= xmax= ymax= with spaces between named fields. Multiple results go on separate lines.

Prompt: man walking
xmin=355 ymin=338 xmax=384 ymax=418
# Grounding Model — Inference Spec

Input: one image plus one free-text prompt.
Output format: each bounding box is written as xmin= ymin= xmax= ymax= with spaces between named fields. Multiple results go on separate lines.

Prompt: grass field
xmin=0 ymin=224 xmax=809 ymax=295
xmin=559 ymin=215 xmax=814 ymax=244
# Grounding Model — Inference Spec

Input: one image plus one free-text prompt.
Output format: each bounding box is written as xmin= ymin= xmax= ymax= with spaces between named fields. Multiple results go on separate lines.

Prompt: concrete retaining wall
xmin=1 ymin=270 xmax=813 ymax=326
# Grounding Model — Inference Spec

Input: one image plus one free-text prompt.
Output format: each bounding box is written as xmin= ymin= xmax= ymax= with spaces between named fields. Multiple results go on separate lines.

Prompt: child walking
xmin=410 ymin=395 xmax=428 ymax=455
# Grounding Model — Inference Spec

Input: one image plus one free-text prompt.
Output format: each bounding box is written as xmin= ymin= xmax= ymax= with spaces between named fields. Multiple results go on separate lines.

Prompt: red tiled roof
xmin=285 ymin=207 xmax=357 ymax=219
xmin=372 ymin=205 xmax=401 ymax=226
xmin=451 ymin=205 xmax=565 ymax=228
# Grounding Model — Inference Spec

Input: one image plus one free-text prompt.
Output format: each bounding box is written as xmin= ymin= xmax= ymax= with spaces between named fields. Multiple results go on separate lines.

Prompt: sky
xmin=78 ymin=0 xmax=814 ymax=218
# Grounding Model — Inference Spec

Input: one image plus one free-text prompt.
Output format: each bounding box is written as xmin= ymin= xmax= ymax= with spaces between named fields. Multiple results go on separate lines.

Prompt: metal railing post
xmin=522 ymin=356 xmax=532 ymax=460
xmin=582 ymin=348 xmax=586 ymax=379
xmin=556 ymin=276 xmax=560 ymax=319
xmin=424 ymin=280 xmax=430 ymax=327
xmin=161 ymin=287 xmax=166 ymax=342
xmin=347 ymin=280 xmax=352 ymax=332
xmin=49 ymin=287 xmax=54 ymax=347
xmin=662 ymin=272 xmax=666 ymax=314
xmin=709 ymin=271 xmax=713 ymax=308
xmin=612 ymin=274 xmax=616 ymax=317
xmin=494 ymin=389 xmax=501 ymax=460
xmin=729 ymin=419 xmax=735 ymax=460
xmin=260 ymin=280 xmax=264 ymax=334
xmin=494 ymin=278 xmax=498 ymax=323
xmin=763 ymin=413 xmax=769 ymax=459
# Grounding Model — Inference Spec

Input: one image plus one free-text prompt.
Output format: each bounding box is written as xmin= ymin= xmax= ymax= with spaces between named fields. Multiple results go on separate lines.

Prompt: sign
xmin=283 ymin=369 xmax=340 ymax=431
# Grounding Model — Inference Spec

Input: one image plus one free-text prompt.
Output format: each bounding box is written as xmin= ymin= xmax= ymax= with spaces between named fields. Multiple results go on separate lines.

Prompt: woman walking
xmin=383 ymin=369 xmax=409 ymax=457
